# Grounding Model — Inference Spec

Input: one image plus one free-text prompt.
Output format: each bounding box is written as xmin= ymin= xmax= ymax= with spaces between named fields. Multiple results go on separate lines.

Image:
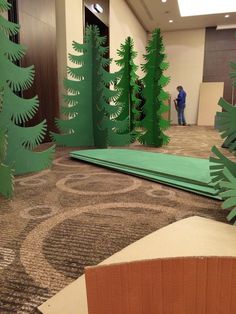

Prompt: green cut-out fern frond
xmin=0 ymin=0 xmax=11 ymax=12
xmin=3 ymin=86 xmax=39 ymax=124
xmin=0 ymin=31 xmax=26 ymax=61
xmin=219 ymin=168 xmax=236 ymax=224
xmin=0 ymin=56 xmax=35 ymax=91
xmin=209 ymin=146 xmax=236 ymax=187
xmin=0 ymin=15 xmax=19 ymax=36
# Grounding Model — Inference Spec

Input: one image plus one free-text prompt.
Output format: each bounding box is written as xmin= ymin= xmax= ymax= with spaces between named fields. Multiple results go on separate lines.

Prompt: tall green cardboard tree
xmin=0 ymin=0 xmax=55 ymax=176
xmin=209 ymin=58 xmax=236 ymax=224
xmin=112 ymin=37 xmax=141 ymax=142
xmin=52 ymin=25 xmax=120 ymax=148
xmin=139 ymin=28 xmax=170 ymax=147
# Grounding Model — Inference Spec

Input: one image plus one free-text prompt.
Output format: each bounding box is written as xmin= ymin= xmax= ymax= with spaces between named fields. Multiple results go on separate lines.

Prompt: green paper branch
xmin=219 ymin=168 xmax=236 ymax=224
xmin=209 ymin=146 xmax=236 ymax=187
xmin=0 ymin=0 xmax=10 ymax=11
xmin=209 ymin=146 xmax=236 ymax=223
xmin=139 ymin=28 xmax=170 ymax=147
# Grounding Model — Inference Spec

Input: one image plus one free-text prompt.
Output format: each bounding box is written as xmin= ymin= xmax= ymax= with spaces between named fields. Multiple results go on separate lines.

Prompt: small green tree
xmin=139 ymin=28 xmax=170 ymax=147
xmin=112 ymin=37 xmax=141 ymax=141
xmin=52 ymin=25 xmax=118 ymax=148
xmin=0 ymin=0 xmax=55 ymax=175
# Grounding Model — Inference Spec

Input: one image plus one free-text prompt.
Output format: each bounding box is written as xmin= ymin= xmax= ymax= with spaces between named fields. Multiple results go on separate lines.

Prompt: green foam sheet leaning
xmin=70 ymin=149 xmax=220 ymax=199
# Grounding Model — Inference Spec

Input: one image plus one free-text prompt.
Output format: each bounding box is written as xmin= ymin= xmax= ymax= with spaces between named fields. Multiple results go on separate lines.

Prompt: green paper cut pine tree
xmin=210 ymin=60 xmax=236 ymax=224
xmin=111 ymin=37 xmax=141 ymax=144
xmin=0 ymin=0 xmax=55 ymax=175
xmin=52 ymin=25 xmax=126 ymax=148
xmin=139 ymin=28 xmax=170 ymax=147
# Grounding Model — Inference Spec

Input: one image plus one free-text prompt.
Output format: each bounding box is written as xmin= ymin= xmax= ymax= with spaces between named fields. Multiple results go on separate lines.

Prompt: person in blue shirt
xmin=175 ymin=86 xmax=187 ymax=126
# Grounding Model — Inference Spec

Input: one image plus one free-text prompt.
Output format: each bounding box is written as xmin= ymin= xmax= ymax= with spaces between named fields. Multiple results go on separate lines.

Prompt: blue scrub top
xmin=177 ymin=90 xmax=186 ymax=106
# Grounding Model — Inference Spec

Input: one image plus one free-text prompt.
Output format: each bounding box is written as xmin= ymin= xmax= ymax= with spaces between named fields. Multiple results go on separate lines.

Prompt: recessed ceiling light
xmin=178 ymin=0 xmax=236 ymax=17
xmin=225 ymin=14 xmax=230 ymax=18
xmin=161 ymin=0 xmax=167 ymax=3
xmin=169 ymin=19 xmax=173 ymax=23
xmin=92 ymin=4 xmax=103 ymax=13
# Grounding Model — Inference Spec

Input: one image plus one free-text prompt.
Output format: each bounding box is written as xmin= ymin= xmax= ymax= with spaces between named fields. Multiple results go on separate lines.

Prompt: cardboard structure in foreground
xmin=39 ymin=216 xmax=236 ymax=314
xmin=86 ymin=256 xmax=236 ymax=314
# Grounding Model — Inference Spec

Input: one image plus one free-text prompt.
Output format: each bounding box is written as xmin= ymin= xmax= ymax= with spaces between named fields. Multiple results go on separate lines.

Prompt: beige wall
xmin=163 ymin=29 xmax=205 ymax=125
xmin=56 ymin=0 xmax=83 ymax=103
xmin=110 ymin=0 xmax=147 ymax=78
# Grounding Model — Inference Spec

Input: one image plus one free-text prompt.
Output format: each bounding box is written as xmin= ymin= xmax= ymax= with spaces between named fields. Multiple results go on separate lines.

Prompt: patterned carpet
xmin=0 ymin=126 xmax=233 ymax=313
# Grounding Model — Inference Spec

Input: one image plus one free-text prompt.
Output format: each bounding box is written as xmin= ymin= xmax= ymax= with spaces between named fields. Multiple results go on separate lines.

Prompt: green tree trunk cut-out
xmin=0 ymin=126 xmax=14 ymax=198
xmin=139 ymin=28 xmax=170 ymax=147
xmin=0 ymin=0 xmax=55 ymax=177
xmin=109 ymin=37 xmax=141 ymax=145
xmin=52 ymin=25 xmax=118 ymax=148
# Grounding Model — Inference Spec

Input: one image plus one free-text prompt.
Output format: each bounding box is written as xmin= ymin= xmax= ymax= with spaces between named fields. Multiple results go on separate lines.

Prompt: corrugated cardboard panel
xmin=38 ymin=217 xmax=236 ymax=314
xmin=197 ymin=82 xmax=224 ymax=126
xmin=85 ymin=257 xmax=236 ymax=314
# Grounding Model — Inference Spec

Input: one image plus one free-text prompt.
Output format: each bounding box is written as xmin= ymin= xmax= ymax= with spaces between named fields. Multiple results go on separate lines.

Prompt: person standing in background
xmin=174 ymin=86 xmax=187 ymax=126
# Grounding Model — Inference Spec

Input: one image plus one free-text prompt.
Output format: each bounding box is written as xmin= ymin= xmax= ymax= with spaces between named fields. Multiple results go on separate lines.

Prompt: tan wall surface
xmin=197 ymin=82 xmax=224 ymax=126
xmin=110 ymin=0 xmax=147 ymax=78
xmin=163 ymin=29 xmax=205 ymax=125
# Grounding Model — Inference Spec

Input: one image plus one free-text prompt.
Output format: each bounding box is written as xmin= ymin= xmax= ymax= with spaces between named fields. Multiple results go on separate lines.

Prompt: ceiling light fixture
xmin=92 ymin=4 xmax=103 ymax=13
xmin=169 ymin=19 xmax=173 ymax=23
xmin=178 ymin=0 xmax=236 ymax=17
xmin=225 ymin=14 xmax=230 ymax=18
xmin=161 ymin=0 xmax=167 ymax=3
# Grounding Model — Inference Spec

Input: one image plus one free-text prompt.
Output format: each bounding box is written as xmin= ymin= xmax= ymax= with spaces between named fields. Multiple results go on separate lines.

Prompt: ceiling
xmin=126 ymin=0 xmax=236 ymax=32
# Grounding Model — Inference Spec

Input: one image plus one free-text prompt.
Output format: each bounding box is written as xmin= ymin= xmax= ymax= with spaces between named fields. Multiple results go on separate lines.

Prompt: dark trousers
xmin=177 ymin=105 xmax=186 ymax=125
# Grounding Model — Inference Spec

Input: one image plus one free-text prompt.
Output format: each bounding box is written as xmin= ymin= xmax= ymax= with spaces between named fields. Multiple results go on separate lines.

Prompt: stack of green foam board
xmin=70 ymin=149 xmax=221 ymax=199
